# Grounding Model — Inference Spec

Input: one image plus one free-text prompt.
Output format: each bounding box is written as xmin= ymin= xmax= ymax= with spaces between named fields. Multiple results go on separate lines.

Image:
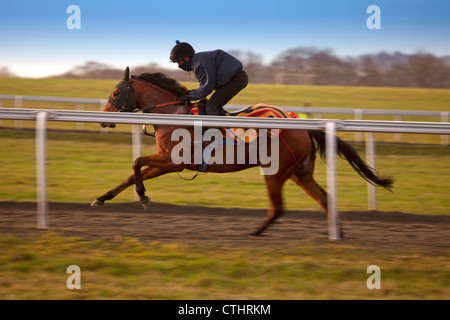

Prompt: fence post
xmin=132 ymin=125 xmax=142 ymax=160
xmin=36 ymin=112 xmax=48 ymax=229
xmin=353 ymin=109 xmax=363 ymax=143
xmin=132 ymin=125 xmax=142 ymax=200
xmin=325 ymin=122 xmax=340 ymax=240
xmin=365 ymin=132 xmax=377 ymax=210
xmin=76 ymin=104 xmax=84 ymax=130
xmin=394 ymin=115 xmax=403 ymax=142
xmin=441 ymin=112 xmax=449 ymax=146
xmin=99 ymin=100 xmax=108 ymax=134
xmin=14 ymin=96 xmax=23 ymax=130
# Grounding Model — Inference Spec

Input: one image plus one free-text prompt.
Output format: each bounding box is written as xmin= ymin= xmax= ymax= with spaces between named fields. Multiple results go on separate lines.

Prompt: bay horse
xmin=91 ymin=67 xmax=393 ymax=236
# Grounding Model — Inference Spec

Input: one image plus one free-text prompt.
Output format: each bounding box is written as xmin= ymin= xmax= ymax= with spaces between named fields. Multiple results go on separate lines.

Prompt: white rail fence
xmin=1 ymin=107 xmax=449 ymax=240
xmin=1 ymin=94 xmax=449 ymax=145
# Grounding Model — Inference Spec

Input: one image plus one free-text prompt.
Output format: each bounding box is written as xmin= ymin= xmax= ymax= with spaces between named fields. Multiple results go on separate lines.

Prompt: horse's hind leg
xmin=290 ymin=169 xmax=328 ymax=215
xmin=251 ymin=176 xmax=285 ymax=236
xmin=91 ymin=167 xmax=168 ymax=206
xmin=291 ymin=170 xmax=345 ymax=237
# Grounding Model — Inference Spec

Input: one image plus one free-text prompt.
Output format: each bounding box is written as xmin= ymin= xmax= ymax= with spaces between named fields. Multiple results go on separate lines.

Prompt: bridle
xmin=111 ymin=77 xmax=191 ymax=137
xmin=115 ymin=78 xmax=139 ymax=113
xmin=142 ymin=100 xmax=187 ymax=114
xmin=140 ymin=100 xmax=191 ymax=137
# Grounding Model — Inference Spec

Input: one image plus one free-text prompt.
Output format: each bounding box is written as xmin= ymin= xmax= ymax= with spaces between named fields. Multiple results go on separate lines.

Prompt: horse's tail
xmin=308 ymin=130 xmax=394 ymax=191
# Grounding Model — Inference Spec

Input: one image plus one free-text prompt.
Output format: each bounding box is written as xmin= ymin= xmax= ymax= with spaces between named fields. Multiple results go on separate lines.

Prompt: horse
xmin=91 ymin=67 xmax=394 ymax=236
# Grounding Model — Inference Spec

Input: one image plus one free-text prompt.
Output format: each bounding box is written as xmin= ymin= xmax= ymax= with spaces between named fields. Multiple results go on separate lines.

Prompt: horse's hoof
xmin=140 ymin=197 xmax=151 ymax=210
xmin=91 ymin=199 xmax=104 ymax=207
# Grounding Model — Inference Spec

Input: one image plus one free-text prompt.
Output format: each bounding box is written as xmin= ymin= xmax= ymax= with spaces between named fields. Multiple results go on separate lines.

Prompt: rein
xmin=142 ymin=100 xmax=186 ymax=113
xmin=140 ymin=100 xmax=190 ymax=138
xmin=118 ymin=77 xmax=186 ymax=114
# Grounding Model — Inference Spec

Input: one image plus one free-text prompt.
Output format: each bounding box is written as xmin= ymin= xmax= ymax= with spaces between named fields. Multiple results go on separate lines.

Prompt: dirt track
xmin=0 ymin=201 xmax=449 ymax=252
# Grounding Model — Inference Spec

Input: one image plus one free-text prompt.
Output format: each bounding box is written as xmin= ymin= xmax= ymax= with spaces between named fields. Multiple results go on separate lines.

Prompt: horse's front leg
xmin=91 ymin=167 xmax=169 ymax=207
xmin=133 ymin=152 xmax=184 ymax=209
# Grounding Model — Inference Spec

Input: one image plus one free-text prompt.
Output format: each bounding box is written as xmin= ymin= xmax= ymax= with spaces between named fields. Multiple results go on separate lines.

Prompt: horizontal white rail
xmin=1 ymin=108 xmax=449 ymax=134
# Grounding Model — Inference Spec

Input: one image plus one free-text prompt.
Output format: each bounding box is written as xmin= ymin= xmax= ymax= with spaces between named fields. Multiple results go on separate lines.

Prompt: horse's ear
xmin=123 ymin=66 xmax=130 ymax=81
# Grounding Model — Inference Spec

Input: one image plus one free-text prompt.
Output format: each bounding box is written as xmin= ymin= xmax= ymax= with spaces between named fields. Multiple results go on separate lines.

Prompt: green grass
xmin=2 ymin=77 xmax=450 ymax=111
xmin=231 ymin=84 xmax=450 ymax=111
xmin=0 ymin=234 xmax=448 ymax=299
xmin=0 ymin=129 xmax=448 ymax=215
xmin=0 ymin=78 xmax=117 ymax=99
xmin=1 ymin=78 xmax=449 ymax=300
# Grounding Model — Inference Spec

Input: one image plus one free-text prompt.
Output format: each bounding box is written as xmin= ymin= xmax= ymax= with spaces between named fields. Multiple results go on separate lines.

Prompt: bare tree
xmin=0 ymin=66 xmax=16 ymax=78
xmin=41 ymin=48 xmax=450 ymax=88
xmin=359 ymin=56 xmax=383 ymax=86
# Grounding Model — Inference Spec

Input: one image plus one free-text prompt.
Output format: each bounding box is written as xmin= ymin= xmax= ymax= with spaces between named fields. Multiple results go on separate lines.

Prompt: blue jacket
xmin=188 ymin=50 xmax=243 ymax=100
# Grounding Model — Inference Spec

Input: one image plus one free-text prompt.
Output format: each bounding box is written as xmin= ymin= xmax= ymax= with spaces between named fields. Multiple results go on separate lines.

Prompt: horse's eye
xmin=112 ymin=89 xmax=120 ymax=99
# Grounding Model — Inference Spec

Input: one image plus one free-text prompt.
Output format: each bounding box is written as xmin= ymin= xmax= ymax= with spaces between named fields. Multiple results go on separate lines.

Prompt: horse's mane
xmin=133 ymin=72 xmax=186 ymax=97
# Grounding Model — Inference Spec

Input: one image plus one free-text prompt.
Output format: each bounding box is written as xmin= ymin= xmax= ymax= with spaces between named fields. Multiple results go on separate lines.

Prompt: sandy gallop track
xmin=1 ymin=201 xmax=449 ymax=252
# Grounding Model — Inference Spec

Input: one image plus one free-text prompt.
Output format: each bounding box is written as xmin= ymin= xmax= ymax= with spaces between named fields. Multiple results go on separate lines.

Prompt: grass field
xmin=0 ymin=78 xmax=449 ymax=300
xmin=0 ymin=129 xmax=448 ymax=215
xmin=2 ymin=77 xmax=450 ymax=111
xmin=0 ymin=233 xmax=448 ymax=300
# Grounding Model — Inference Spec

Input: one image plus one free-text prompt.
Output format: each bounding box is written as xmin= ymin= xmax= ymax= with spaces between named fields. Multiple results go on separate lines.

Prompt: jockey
xmin=170 ymin=41 xmax=248 ymax=115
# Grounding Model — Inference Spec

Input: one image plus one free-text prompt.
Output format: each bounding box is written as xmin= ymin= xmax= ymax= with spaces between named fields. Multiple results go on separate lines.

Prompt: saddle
xmin=190 ymin=99 xmax=297 ymax=144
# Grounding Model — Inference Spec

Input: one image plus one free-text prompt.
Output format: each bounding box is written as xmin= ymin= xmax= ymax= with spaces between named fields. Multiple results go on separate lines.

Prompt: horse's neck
xmin=133 ymin=79 xmax=189 ymax=115
xmin=133 ymin=79 xmax=175 ymax=106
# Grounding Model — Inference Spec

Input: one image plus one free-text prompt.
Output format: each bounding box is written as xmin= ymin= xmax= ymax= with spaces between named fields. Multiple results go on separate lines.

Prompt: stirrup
xmin=198 ymin=161 xmax=208 ymax=173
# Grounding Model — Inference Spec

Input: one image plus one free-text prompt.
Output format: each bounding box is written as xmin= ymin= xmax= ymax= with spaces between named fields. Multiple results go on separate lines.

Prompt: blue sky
xmin=1 ymin=0 xmax=449 ymax=78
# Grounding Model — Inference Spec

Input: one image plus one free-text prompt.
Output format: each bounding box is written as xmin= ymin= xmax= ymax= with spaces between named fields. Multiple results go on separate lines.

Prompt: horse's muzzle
xmin=100 ymin=123 xmax=116 ymax=128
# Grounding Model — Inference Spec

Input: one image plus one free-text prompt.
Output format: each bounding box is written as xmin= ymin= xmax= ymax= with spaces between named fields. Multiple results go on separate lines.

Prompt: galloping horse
xmin=91 ymin=67 xmax=393 ymax=236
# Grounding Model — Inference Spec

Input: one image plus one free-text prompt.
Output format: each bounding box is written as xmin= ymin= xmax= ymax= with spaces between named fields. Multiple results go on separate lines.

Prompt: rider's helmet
xmin=170 ymin=41 xmax=195 ymax=63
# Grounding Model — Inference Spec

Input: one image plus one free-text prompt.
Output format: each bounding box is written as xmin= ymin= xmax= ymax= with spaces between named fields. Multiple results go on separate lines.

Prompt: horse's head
xmin=101 ymin=67 xmax=192 ymax=128
xmin=101 ymin=66 xmax=139 ymax=128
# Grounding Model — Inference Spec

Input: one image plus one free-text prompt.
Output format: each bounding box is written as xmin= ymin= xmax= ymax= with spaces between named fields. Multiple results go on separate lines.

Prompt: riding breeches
xmin=205 ymin=69 xmax=248 ymax=115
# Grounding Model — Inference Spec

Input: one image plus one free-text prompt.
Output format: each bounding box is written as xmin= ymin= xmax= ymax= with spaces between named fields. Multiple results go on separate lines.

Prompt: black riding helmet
xmin=170 ymin=41 xmax=195 ymax=63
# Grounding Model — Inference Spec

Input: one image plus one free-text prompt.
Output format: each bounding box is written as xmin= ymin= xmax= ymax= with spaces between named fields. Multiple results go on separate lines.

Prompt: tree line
xmin=230 ymin=47 xmax=450 ymax=88
xmin=2 ymin=47 xmax=449 ymax=88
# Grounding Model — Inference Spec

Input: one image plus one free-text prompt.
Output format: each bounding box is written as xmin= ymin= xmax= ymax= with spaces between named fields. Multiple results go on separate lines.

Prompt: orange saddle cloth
xmin=190 ymin=103 xmax=297 ymax=143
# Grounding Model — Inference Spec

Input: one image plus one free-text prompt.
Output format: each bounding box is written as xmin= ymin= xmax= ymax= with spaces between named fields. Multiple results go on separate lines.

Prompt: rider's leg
xmin=205 ymin=69 xmax=248 ymax=115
